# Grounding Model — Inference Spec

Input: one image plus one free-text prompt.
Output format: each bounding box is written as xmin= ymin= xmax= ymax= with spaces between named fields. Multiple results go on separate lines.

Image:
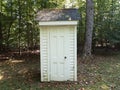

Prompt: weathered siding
xmin=40 ymin=27 xmax=49 ymax=81
xmin=68 ymin=26 xmax=77 ymax=81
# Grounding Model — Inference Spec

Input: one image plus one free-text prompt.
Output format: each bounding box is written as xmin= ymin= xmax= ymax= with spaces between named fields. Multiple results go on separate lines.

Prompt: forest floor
xmin=0 ymin=50 xmax=120 ymax=90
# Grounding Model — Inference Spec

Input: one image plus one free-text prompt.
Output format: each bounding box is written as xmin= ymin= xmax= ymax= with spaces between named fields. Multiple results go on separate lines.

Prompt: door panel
xmin=50 ymin=31 xmax=58 ymax=80
xmin=50 ymin=28 xmax=69 ymax=81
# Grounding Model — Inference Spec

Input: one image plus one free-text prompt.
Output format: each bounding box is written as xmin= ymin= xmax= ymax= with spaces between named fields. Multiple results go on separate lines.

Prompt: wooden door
xmin=49 ymin=28 xmax=69 ymax=81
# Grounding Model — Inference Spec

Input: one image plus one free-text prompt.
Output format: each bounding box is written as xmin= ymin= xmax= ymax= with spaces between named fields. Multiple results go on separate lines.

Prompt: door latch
xmin=64 ymin=56 xmax=67 ymax=59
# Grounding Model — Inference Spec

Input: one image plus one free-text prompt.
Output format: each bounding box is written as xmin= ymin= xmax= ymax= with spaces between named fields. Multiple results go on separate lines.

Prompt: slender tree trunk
xmin=18 ymin=0 xmax=21 ymax=55
xmin=83 ymin=0 xmax=94 ymax=57
xmin=0 ymin=22 xmax=3 ymax=52
xmin=7 ymin=0 xmax=13 ymax=49
xmin=7 ymin=21 xmax=13 ymax=48
xmin=0 ymin=1 xmax=3 ymax=52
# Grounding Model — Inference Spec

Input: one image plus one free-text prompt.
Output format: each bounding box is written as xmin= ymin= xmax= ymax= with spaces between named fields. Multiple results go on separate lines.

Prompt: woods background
xmin=0 ymin=0 xmax=120 ymax=54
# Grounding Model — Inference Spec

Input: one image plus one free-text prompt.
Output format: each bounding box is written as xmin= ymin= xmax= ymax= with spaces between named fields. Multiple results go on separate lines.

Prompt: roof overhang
xmin=39 ymin=21 xmax=78 ymax=26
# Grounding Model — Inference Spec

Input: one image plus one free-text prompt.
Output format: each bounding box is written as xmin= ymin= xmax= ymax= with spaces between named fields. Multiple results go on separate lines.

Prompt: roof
xmin=36 ymin=8 xmax=80 ymax=22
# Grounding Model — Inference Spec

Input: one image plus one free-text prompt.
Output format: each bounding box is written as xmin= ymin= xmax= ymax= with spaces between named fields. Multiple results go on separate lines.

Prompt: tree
xmin=83 ymin=0 xmax=94 ymax=57
xmin=0 ymin=0 xmax=61 ymax=53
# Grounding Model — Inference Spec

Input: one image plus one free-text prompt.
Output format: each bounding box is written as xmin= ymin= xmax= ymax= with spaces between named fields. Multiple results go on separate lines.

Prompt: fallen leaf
xmin=100 ymin=84 xmax=110 ymax=90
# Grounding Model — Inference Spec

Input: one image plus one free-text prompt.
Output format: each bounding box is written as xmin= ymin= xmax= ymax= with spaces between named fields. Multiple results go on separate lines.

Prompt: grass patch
xmin=0 ymin=52 xmax=120 ymax=90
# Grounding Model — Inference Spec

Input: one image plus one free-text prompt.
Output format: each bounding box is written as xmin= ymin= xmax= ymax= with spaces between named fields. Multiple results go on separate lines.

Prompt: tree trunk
xmin=18 ymin=0 xmax=21 ymax=55
xmin=83 ymin=0 xmax=94 ymax=57
xmin=7 ymin=22 xmax=12 ymax=49
xmin=0 ymin=1 xmax=3 ymax=52
xmin=0 ymin=22 xmax=3 ymax=52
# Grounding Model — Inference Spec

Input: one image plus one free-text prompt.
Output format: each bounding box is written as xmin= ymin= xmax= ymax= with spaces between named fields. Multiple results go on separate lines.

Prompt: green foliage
xmin=1 ymin=0 xmax=120 ymax=51
xmin=77 ymin=0 xmax=120 ymax=50
xmin=94 ymin=0 xmax=120 ymax=47
xmin=77 ymin=0 xmax=86 ymax=53
xmin=0 ymin=0 xmax=65 ymax=51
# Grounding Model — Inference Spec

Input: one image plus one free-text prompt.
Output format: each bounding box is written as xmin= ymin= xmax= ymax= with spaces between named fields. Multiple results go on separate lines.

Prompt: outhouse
xmin=36 ymin=9 xmax=80 ymax=81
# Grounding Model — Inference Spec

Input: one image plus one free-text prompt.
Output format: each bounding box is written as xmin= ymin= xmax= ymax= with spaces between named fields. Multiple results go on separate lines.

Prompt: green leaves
xmin=93 ymin=0 xmax=120 ymax=47
xmin=0 ymin=0 xmax=66 ymax=50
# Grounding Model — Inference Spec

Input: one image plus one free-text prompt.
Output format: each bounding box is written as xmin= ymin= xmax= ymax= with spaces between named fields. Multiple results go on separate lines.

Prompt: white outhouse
xmin=36 ymin=9 xmax=80 ymax=81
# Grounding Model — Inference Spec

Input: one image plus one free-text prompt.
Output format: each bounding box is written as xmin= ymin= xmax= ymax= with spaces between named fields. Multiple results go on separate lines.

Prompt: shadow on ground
xmin=0 ymin=51 xmax=120 ymax=90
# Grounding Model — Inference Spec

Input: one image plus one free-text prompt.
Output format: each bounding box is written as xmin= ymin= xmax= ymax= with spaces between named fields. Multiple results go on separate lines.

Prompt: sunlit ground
xmin=0 ymin=52 xmax=120 ymax=90
xmin=0 ymin=75 xmax=3 ymax=80
xmin=9 ymin=59 xmax=24 ymax=63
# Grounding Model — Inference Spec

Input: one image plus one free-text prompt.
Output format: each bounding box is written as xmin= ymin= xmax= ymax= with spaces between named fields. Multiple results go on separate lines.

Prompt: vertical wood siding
xmin=68 ymin=26 xmax=77 ymax=81
xmin=40 ymin=27 xmax=49 ymax=81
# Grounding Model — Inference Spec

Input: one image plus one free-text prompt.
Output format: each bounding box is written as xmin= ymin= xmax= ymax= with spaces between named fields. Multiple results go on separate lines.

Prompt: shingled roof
xmin=36 ymin=9 xmax=80 ymax=22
